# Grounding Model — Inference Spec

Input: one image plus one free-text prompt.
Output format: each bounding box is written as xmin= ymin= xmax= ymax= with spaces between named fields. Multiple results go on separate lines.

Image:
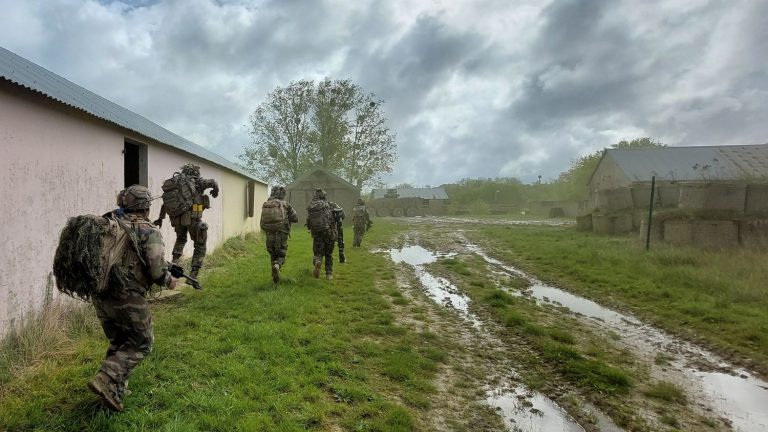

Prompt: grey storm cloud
xmin=1 ymin=0 xmax=766 ymax=186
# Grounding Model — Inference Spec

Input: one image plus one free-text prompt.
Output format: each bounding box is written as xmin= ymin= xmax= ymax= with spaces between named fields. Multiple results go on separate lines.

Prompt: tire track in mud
xmin=454 ymin=230 xmax=768 ymax=432
xmin=379 ymin=232 xmax=621 ymax=432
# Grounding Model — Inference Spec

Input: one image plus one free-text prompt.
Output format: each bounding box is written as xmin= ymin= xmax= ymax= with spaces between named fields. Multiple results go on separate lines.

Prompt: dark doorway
xmin=124 ymin=141 xmax=148 ymax=187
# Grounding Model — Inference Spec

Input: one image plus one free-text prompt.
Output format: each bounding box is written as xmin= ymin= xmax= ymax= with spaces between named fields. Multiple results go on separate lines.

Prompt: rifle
xmin=168 ymin=262 xmax=203 ymax=290
xmin=334 ymin=208 xmax=346 ymax=263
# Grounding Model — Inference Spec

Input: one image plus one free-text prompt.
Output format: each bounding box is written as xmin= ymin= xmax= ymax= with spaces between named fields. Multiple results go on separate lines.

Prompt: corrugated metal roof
xmin=286 ymin=167 xmax=359 ymax=190
xmin=371 ymin=187 xmax=449 ymax=200
xmin=606 ymin=144 xmax=768 ymax=182
xmin=0 ymin=46 xmax=264 ymax=183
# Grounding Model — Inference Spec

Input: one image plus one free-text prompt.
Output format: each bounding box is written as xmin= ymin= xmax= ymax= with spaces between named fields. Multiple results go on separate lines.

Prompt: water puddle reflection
xmin=486 ymin=387 xmax=585 ymax=432
xmin=464 ymin=240 xmax=768 ymax=432
xmin=388 ymin=245 xmax=481 ymax=328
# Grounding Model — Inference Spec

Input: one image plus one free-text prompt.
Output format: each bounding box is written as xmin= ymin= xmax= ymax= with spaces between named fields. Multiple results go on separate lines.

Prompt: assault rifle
xmin=334 ymin=207 xmax=346 ymax=263
xmin=168 ymin=263 xmax=203 ymax=290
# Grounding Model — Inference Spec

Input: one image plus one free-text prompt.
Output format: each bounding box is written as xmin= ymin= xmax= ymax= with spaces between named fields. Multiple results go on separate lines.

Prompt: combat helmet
xmin=180 ymin=163 xmax=201 ymax=177
xmin=271 ymin=186 xmax=286 ymax=199
xmin=118 ymin=184 xmax=152 ymax=211
xmin=314 ymin=188 xmax=327 ymax=200
xmin=357 ymin=198 xmax=365 ymax=205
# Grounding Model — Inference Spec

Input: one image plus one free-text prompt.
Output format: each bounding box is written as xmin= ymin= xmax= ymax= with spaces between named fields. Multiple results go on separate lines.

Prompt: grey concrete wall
xmin=678 ymin=183 xmax=747 ymax=212
xmin=744 ymin=185 xmax=768 ymax=217
xmin=287 ymin=170 xmax=360 ymax=223
xmin=594 ymin=188 xmax=634 ymax=212
xmin=592 ymin=213 xmax=633 ymax=234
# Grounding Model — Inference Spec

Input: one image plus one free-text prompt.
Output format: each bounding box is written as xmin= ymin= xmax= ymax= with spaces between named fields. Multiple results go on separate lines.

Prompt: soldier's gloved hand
xmin=153 ymin=219 xmax=163 ymax=227
xmin=167 ymin=276 xmax=179 ymax=290
xmin=211 ymin=188 xmax=219 ymax=198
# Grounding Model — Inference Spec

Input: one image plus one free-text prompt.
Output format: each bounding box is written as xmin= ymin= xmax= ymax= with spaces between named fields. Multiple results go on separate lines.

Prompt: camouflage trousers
xmin=92 ymin=285 xmax=153 ymax=400
xmin=353 ymin=224 xmax=366 ymax=247
xmin=172 ymin=218 xmax=208 ymax=270
xmin=265 ymin=231 xmax=290 ymax=267
xmin=312 ymin=230 xmax=336 ymax=275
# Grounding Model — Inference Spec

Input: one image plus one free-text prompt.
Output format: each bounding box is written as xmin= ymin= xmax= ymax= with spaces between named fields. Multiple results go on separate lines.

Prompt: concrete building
xmin=0 ymin=47 xmax=267 ymax=335
xmin=286 ymin=167 xmax=360 ymax=223
xmin=582 ymin=144 xmax=768 ymax=247
xmin=369 ymin=187 xmax=449 ymax=216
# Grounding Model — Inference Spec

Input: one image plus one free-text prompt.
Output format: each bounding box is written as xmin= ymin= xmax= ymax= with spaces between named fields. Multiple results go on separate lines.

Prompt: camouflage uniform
xmin=90 ymin=185 xmax=173 ymax=412
xmin=266 ymin=189 xmax=299 ymax=267
xmin=156 ymin=164 xmax=218 ymax=278
xmin=308 ymin=190 xmax=342 ymax=278
xmin=351 ymin=200 xmax=372 ymax=247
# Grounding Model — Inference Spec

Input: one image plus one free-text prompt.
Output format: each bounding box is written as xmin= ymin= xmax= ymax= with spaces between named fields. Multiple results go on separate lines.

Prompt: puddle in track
xmin=385 ymin=244 xmax=605 ymax=432
xmin=399 ymin=216 xmax=575 ymax=227
xmin=486 ymin=387 xmax=585 ymax=432
xmin=463 ymin=240 xmax=768 ymax=432
xmin=388 ymin=245 xmax=481 ymax=328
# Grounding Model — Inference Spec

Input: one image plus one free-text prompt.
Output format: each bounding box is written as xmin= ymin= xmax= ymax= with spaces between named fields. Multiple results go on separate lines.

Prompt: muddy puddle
xmin=486 ymin=386 xmax=585 ymax=432
xmin=388 ymin=245 xmax=481 ymax=328
xmin=386 ymin=244 xmax=616 ymax=431
xmin=395 ymin=216 xmax=575 ymax=227
xmin=463 ymin=240 xmax=768 ymax=432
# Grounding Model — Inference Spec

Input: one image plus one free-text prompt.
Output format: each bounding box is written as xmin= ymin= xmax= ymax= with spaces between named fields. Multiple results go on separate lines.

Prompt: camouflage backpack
xmin=260 ymin=199 xmax=287 ymax=233
xmin=161 ymin=172 xmax=196 ymax=217
xmin=307 ymin=199 xmax=333 ymax=234
xmin=352 ymin=206 xmax=367 ymax=223
xmin=53 ymin=213 xmax=139 ymax=300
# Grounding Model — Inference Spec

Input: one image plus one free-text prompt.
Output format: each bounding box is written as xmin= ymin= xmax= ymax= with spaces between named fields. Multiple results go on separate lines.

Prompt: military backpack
xmin=161 ymin=172 xmax=196 ymax=217
xmin=260 ymin=199 xmax=287 ymax=232
xmin=307 ymin=199 xmax=333 ymax=234
xmin=352 ymin=206 xmax=367 ymax=223
xmin=53 ymin=213 xmax=138 ymax=300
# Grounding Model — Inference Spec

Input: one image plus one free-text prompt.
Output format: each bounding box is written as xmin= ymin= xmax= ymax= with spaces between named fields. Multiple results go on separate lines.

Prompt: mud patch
xmin=485 ymin=386 xmax=585 ymax=432
xmin=388 ymin=245 xmax=482 ymax=328
xmin=464 ymin=239 xmax=768 ymax=432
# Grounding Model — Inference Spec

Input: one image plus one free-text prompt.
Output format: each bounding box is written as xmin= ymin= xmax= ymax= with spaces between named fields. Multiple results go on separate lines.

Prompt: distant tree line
xmin=436 ymin=138 xmax=664 ymax=213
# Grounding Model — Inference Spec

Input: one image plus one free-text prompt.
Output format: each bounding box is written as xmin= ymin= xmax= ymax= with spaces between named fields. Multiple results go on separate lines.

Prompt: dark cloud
xmin=1 ymin=0 xmax=766 ymax=186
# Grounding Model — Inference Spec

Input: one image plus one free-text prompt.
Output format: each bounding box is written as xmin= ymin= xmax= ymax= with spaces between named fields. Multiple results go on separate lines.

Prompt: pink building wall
xmin=0 ymin=81 xmax=261 ymax=334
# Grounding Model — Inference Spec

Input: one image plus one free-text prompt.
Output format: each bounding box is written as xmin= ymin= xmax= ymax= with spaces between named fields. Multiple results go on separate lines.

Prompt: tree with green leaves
xmin=240 ymin=78 xmax=396 ymax=189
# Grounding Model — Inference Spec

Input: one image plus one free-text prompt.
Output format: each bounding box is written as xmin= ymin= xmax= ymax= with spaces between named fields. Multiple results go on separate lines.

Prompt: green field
xmin=465 ymin=223 xmax=768 ymax=375
xmin=0 ymin=226 xmax=445 ymax=431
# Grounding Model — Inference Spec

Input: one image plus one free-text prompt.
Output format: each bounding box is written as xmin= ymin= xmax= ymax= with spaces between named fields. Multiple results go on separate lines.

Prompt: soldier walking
xmin=89 ymin=185 xmax=178 ymax=411
xmin=155 ymin=163 xmax=219 ymax=279
xmin=306 ymin=188 xmax=344 ymax=280
xmin=351 ymin=198 xmax=372 ymax=247
xmin=260 ymin=186 xmax=298 ymax=283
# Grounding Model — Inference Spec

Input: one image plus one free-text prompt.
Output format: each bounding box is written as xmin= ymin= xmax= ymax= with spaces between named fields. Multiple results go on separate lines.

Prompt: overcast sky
xmin=1 ymin=0 xmax=767 ymax=185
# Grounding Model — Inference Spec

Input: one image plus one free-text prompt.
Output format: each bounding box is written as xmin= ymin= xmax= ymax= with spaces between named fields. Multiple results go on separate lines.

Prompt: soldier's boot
xmin=325 ymin=272 xmax=333 ymax=281
xmin=272 ymin=263 xmax=281 ymax=283
xmin=313 ymin=260 xmax=322 ymax=279
xmin=88 ymin=372 xmax=124 ymax=412
xmin=189 ymin=266 xmax=200 ymax=280
xmin=171 ymin=254 xmax=182 ymax=265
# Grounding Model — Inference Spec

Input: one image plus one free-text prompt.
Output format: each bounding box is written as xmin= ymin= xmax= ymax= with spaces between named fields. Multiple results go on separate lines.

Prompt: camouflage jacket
xmin=351 ymin=204 xmax=371 ymax=227
xmin=120 ymin=212 xmax=170 ymax=290
xmin=267 ymin=197 xmax=299 ymax=232
xmin=157 ymin=176 xmax=219 ymax=223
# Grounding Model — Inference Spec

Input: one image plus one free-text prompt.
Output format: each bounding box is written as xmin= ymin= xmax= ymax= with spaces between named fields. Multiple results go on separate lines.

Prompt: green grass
xmin=644 ymin=381 xmax=688 ymax=405
xmin=0 ymin=228 xmax=442 ymax=431
xmin=467 ymin=225 xmax=768 ymax=374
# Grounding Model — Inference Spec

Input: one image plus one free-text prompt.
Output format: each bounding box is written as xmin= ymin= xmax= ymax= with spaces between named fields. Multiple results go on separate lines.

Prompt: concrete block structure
xmin=0 ymin=47 xmax=267 ymax=335
xmin=286 ymin=167 xmax=360 ymax=223
xmin=586 ymin=144 xmax=768 ymax=248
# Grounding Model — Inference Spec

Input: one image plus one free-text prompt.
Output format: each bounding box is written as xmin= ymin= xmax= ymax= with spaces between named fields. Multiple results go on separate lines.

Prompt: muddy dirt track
xmin=376 ymin=218 xmax=768 ymax=432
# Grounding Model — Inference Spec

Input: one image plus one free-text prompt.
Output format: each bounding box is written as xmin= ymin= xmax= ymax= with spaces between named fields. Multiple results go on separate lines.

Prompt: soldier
xmin=155 ymin=163 xmax=219 ymax=279
xmin=306 ymin=188 xmax=344 ymax=280
xmin=351 ymin=198 xmax=372 ymax=247
xmin=261 ymin=186 xmax=298 ymax=283
xmin=88 ymin=184 xmax=178 ymax=412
